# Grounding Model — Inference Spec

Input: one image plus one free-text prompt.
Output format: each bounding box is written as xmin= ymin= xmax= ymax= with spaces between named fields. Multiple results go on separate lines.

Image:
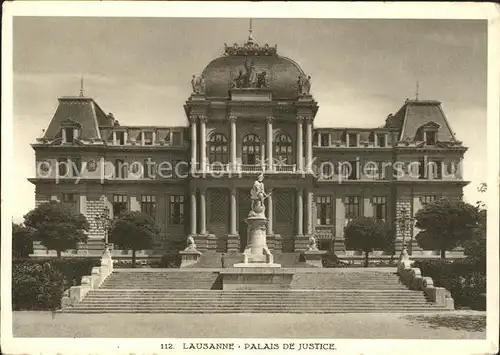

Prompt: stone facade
xmin=29 ymin=33 xmax=469 ymax=256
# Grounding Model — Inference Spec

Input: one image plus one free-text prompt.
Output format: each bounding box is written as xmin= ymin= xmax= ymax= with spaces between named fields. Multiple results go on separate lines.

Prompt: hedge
xmin=12 ymin=258 xmax=100 ymax=310
xmin=413 ymin=258 xmax=486 ymax=310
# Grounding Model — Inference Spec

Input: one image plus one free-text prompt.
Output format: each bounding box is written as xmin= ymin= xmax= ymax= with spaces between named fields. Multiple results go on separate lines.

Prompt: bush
xmin=413 ymin=259 xmax=486 ymax=310
xmin=12 ymin=262 xmax=64 ymax=310
xmin=150 ymin=254 xmax=181 ymax=268
xmin=12 ymin=258 xmax=100 ymax=310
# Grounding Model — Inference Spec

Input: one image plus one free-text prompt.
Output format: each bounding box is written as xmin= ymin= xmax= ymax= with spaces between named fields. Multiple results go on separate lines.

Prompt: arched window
xmin=208 ymin=133 xmax=229 ymax=164
xmin=242 ymin=134 xmax=261 ymax=165
xmin=275 ymin=133 xmax=293 ymax=165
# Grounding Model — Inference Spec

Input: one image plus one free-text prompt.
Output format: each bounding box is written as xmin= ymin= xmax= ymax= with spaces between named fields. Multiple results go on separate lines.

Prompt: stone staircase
xmin=60 ymin=269 xmax=451 ymax=313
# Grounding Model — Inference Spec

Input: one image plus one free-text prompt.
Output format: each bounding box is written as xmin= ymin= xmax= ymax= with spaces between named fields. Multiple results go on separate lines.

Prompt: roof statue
xmin=191 ymin=74 xmax=206 ymax=94
xmin=298 ymin=74 xmax=312 ymax=96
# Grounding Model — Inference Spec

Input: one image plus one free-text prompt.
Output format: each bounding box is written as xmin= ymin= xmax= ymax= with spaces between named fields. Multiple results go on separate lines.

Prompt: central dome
xmin=201 ymin=41 xmax=306 ymax=99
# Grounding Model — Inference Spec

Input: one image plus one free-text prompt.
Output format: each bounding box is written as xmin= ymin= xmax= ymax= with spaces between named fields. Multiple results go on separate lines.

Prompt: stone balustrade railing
xmin=397 ymin=255 xmax=454 ymax=309
xmin=61 ymin=249 xmax=114 ymax=308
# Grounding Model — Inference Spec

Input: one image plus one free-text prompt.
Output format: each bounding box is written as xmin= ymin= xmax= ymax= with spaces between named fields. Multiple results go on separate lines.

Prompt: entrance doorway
xmin=238 ymin=189 xmax=251 ymax=252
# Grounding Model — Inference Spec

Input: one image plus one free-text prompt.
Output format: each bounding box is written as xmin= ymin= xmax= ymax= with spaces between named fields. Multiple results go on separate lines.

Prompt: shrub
xmin=149 ymin=254 xmax=181 ymax=268
xmin=12 ymin=262 xmax=64 ymax=310
xmin=413 ymin=259 xmax=486 ymax=310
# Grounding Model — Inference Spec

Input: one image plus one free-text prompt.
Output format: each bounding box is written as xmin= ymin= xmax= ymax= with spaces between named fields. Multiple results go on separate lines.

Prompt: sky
xmin=12 ymin=17 xmax=487 ymax=221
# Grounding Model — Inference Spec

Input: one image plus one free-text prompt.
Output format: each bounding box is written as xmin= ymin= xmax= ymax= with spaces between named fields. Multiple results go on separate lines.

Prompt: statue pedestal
xmin=179 ymin=248 xmax=202 ymax=268
xmin=303 ymin=250 xmax=327 ymax=268
xmin=234 ymin=215 xmax=281 ymax=268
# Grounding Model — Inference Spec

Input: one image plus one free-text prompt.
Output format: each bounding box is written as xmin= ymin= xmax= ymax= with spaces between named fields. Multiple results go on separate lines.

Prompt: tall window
xmin=141 ymin=195 xmax=156 ymax=218
xmin=208 ymin=133 xmax=229 ymax=164
xmin=169 ymin=195 xmax=184 ymax=225
xmin=116 ymin=131 xmax=125 ymax=145
xmin=71 ymin=157 xmax=82 ymax=177
xmin=345 ymin=196 xmax=361 ymax=219
xmin=57 ymin=158 xmax=68 ymax=177
xmin=275 ymin=133 xmax=293 ymax=165
xmin=316 ymin=196 xmax=333 ymax=225
xmin=143 ymin=159 xmax=156 ymax=179
xmin=171 ymin=131 xmax=182 ymax=146
xmin=64 ymin=128 xmax=74 ymax=143
xmin=62 ymin=193 xmax=77 ymax=213
xmin=112 ymin=194 xmax=128 ymax=217
xmin=425 ymin=131 xmax=436 ymax=145
xmin=376 ymin=133 xmax=387 ymax=147
xmin=320 ymin=133 xmax=330 ymax=147
xmin=373 ymin=196 xmax=387 ymax=221
xmin=143 ymin=131 xmax=153 ymax=146
xmin=348 ymin=133 xmax=358 ymax=147
xmin=242 ymin=134 xmax=261 ymax=165
xmin=429 ymin=160 xmax=442 ymax=179
xmin=346 ymin=160 xmax=358 ymax=180
xmin=418 ymin=158 xmax=427 ymax=179
xmin=115 ymin=159 xmax=127 ymax=179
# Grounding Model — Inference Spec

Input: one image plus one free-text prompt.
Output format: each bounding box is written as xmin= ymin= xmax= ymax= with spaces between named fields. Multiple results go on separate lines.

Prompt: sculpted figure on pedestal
xmin=250 ymin=173 xmax=270 ymax=214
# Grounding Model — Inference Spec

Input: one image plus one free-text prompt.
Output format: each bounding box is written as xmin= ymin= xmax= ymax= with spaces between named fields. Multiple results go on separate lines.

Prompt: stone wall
xmin=86 ymin=196 xmax=106 ymax=239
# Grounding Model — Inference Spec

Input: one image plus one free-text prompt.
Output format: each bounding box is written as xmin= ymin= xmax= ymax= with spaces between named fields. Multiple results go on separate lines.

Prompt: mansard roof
xmin=385 ymin=99 xmax=457 ymax=142
xmin=43 ymin=96 xmax=114 ymax=140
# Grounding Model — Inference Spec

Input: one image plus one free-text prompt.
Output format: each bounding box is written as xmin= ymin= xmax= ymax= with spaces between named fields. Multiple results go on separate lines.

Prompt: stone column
xmin=190 ymin=116 xmax=198 ymax=171
xmin=306 ymin=118 xmax=313 ymax=172
xmin=200 ymin=116 xmax=207 ymax=171
xmin=266 ymin=116 xmax=274 ymax=171
xmin=62 ymin=128 xmax=67 ymax=143
xmin=229 ymin=116 xmax=237 ymax=171
xmin=200 ymin=187 xmax=207 ymax=235
xmin=297 ymin=117 xmax=303 ymax=171
xmin=190 ymin=189 xmax=197 ymax=235
xmin=335 ymin=197 xmax=345 ymax=238
xmin=363 ymin=197 xmax=373 ymax=217
xmin=297 ymin=188 xmax=304 ymax=235
xmin=112 ymin=131 xmax=117 ymax=145
xmin=79 ymin=194 xmax=87 ymax=215
xmin=230 ymin=187 xmax=237 ymax=235
xmin=267 ymin=188 xmax=274 ymax=234
xmin=306 ymin=189 xmax=314 ymax=234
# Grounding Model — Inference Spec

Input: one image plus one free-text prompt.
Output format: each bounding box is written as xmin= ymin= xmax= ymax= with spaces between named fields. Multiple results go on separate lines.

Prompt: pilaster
xmin=266 ymin=116 xmax=274 ymax=171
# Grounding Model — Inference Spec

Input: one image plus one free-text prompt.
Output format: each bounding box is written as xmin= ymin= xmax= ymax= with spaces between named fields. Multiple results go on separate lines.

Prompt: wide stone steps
xmin=61 ymin=289 xmax=447 ymax=313
xmin=189 ymin=252 xmax=316 ymax=268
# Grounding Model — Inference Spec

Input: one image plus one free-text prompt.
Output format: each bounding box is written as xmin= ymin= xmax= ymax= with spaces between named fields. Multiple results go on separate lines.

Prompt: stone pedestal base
xmin=303 ymin=250 xmax=327 ymax=267
xmin=294 ymin=235 xmax=309 ymax=252
xmin=179 ymin=249 xmax=202 ymax=268
xmin=220 ymin=269 xmax=294 ymax=290
xmin=227 ymin=234 xmax=240 ymax=253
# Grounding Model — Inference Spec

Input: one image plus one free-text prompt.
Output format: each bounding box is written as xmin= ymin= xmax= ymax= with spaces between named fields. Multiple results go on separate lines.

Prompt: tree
xmin=344 ymin=217 xmax=392 ymax=267
xmin=415 ymin=199 xmax=479 ymax=259
xmin=109 ymin=211 xmax=159 ymax=268
xmin=24 ymin=201 xmax=89 ymax=257
xmin=12 ymin=223 xmax=34 ymax=258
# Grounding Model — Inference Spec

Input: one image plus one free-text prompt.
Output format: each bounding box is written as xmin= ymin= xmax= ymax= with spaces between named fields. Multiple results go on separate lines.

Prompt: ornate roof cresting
xmin=223 ymin=42 xmax=278 ymax=57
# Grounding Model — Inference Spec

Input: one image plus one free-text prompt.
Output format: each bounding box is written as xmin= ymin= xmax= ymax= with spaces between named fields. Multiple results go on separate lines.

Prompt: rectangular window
xmin=348 ymin=160 xmax=358 ymax=180
xmin=71 ymin=157 xmax=82 ymax=177
xmin=143 ymin=131 xmax=153 ymax=146
xmin=115 ymin=159 xmax=127 ymax=179
xmin=171 ymin=131 xmax=182 ymax=146
xmin=418 ymin=158 xmax=427 ymax=179
xmin=57 ymin=158 xmax=68 ymax=177
xmin=65 ymin=128 xmax=74 ymax=143
xmin=425 ymin=131 xmax=436 ymax=145
xmin=421 ymin=195 xmax=437 ymax=205
xmin=320 ymin=133 xmax=330 ymax=147
xmin=431 ymin=160 xmax=442 ymax=179
xmin=376 ymin=133 xmax=386 ymax=147
xmin=116 ymin=132 xmax=125 ymax=145
xmin=373 ymin=196 xmax=387 ymax=221
xmin=169 ymin=195 xmax=184 ymax=225
xmin=316 ymin=196 xmax=333 ymax=225
xmin=112 ymin=194 xmax=128 ymax=217
xmin=62 ymin=193 xmax=77 ymax=212
xmin=313 ymin=132 xmax=319 ymax=146
xmin=345 ymin=196 xmax=361 ymax=219
xmin=141 ymin=195 xmax=156 ymax=218
xmin=143 ymin=159 xmax=156 ymax=179
xmin=348 ymin=133 xmax=358 ymax=147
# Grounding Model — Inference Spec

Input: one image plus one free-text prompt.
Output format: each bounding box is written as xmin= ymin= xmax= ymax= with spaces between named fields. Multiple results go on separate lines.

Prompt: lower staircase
xmin=60 ymin=269 xmax=451 ymax=313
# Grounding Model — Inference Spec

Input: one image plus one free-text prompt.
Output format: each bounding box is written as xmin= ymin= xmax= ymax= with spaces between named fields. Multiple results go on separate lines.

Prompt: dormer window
xmin=419 ymin=121 xmax=440 ymax=145
xmin=115 ymin=131 xmax=125 ymax=145
xmin=64 ymin=128 xmax=74 ymax=143
xmin=171 ymin=131 xmax=182 ymax=146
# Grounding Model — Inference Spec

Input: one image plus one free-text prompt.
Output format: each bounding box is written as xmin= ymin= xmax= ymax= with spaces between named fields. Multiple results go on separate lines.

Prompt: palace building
xmin=29 ymin=31 xmax=469 ymax=256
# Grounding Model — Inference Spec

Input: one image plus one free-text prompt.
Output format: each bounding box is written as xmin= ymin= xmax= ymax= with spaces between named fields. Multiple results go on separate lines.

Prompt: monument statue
xmin=250 ymin=173 xmax=270 ymax=215
xmin=298 ymin=74 xmax=312 ymax=95
xmin=191 ymin=74 xmax=206 ymax=94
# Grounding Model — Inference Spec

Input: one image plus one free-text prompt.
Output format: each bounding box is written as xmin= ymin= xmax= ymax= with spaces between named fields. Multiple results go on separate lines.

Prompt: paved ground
xmin=13 ymin=311 xmax=486 ymax=339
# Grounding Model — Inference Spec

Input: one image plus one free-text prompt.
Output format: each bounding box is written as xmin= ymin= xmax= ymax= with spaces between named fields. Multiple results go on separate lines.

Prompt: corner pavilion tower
xmin=29 ymin=29 xmax=469 ymax=257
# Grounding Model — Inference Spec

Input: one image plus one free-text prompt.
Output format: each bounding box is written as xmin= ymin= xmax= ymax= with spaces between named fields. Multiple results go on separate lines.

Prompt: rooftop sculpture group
xmin=224 ymin=42 xmax=278 ymax=57
xmin=231 ymin=58 xmax=269 ymax=89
